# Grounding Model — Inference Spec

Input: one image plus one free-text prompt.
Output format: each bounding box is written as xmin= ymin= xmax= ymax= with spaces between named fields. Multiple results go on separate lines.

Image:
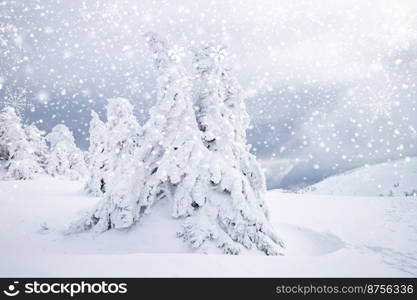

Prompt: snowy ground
xmin=0 ymin=176 xmax=416 ymax=277
xmin=306 ymin=157 xmax=417 ymax=197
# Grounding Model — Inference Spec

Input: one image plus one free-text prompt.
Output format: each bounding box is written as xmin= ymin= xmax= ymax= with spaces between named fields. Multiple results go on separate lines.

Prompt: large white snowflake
xmin=2 ymin=86 xmax=32 ymax=117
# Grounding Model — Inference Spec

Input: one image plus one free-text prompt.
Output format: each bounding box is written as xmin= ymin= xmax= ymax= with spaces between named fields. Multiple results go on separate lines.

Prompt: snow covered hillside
xmin=306 ymin=157 xmax=417 ymax=197
xmin=0 ymin=177 xmax=416 ymax=277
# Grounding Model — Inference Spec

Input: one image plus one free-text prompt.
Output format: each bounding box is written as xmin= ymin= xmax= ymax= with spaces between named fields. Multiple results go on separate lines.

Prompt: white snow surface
xmin=0 ymin=176 xmax=416 ymax=277
xmin=307 ymin=157 xmax=417 ymax=197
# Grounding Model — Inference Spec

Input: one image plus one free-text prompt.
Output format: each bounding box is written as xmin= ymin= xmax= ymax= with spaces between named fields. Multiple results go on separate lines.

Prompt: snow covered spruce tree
xmin=192 ymin=44 xmax=268 ymax=208
xmin=173 ymin=43 xmax=285 ymax=255
xmin=24 ymin=124 xmax=48 ymax=171
xmin=74 ymin=97 xmax=142 ymax=230
xmin=72 ymin=34 xmax=283 ymax=255
xmin=85 ymin=98 xmax=142 ymax=203
xmin=84 ymin=110 xmax=108 ymax=196
xmin=0 ymin=106 xmax=42 ymax=179
xmin=46 ymin=124 xmax=86 ymax=180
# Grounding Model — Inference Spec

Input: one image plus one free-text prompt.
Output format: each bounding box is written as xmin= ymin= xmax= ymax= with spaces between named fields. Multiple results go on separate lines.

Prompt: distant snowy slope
xmin=0 ymin=177 xmax=416 ymax=277
xmin=306 ymin=157 xmax=417 ymax=197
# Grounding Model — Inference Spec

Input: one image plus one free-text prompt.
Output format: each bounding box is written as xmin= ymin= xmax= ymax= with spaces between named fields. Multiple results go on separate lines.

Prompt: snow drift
xmin=0 ymin=177 xmax=416 ymax=277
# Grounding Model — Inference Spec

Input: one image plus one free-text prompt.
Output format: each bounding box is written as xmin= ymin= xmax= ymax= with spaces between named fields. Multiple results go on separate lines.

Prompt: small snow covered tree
xmin=80 ymin=97 xmax=142 ymax=229
xmin=46 ymin=124 xmax=86 ymax=180
xmin=85 ymin=98 xmax=142 ymax=200
xmin=72 ymin=34 xmax=283 ymax=256
xmin=0 ymin=106 xmax=42 ymax=179
xmin=84 ymin=111 xmax=108 ymax=196
xmin=24 ymin=124 xmax=48 ymax=171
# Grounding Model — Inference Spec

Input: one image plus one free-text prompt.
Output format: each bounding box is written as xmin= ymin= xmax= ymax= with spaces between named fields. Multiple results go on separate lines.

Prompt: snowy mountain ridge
xmin=305 ymin=157 xmax=417 ymax=197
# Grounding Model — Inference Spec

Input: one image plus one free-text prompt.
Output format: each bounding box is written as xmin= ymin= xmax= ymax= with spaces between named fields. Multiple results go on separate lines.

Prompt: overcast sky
xmin=2 ymin=0 xmax=417 ymax=188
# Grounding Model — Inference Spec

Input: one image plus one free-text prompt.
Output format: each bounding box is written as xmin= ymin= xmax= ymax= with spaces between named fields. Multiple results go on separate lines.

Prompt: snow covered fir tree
xmin=46 ymin=124 xmax=86 ymax=180
xmin=84 ymin=97 xmax=142 ymax=200
xmin=84 ymin=110 xmax=108 ymax=196
xmin=0 ymin=105 xmax=87 ymax=182
xmin=0 ymin=107 xmax=43 ymax=180
xmin=71 ymin=33 xmax=284 ymax=255
xmin=24 ymin=124 xmax=49 ymax=171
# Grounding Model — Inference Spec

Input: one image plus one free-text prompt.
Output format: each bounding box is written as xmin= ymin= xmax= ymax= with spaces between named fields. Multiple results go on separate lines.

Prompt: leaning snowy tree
xmin=0 ymin=106 xmax=42 ymax=179
xmin=73 ymin=97 xmax=142 ymax=231
xmin=45 ymin=124 xmax=86 ymax=180
xmin=71 ymin=34 xmax=283 ymax=255
xmin=84 ymin=110 xmax=108 ymax=196
xmin=85 ymin=98 xmax=142 ymax=201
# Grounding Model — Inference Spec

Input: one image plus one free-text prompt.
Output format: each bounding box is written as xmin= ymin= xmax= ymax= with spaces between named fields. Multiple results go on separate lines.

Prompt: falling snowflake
xmin=209 ymin=45 xmax=228 ymax=63
xmin=1 ymin=86 xmax=32 ymax=117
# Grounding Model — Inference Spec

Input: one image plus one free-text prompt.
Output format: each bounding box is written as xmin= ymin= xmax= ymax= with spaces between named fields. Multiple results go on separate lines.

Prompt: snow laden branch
xmin=71 ymin=33 xmax=284 ymax=255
